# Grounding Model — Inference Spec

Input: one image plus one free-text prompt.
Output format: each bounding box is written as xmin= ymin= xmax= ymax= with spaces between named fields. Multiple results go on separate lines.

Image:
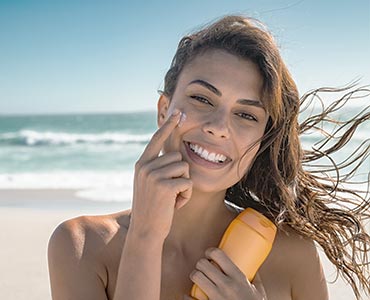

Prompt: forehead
xmin=177 ymin=49 xmax=264 ymax=98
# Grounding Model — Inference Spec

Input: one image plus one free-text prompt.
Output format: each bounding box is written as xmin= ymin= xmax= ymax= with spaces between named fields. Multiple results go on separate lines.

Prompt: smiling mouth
xmin=185 ymin=141 xmax=231 ymax=164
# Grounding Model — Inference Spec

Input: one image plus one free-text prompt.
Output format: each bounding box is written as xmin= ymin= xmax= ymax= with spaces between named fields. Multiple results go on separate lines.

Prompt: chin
xmin=190 ymin=176 xmax=232 ymax=195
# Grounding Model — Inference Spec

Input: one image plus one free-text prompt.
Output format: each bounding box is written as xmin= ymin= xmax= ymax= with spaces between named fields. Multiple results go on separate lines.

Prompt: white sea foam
xmin=75 ymin=188 xmax=133 ymax=202
xmin=0 ymin=171 xmax=134 ymax=202
xmin=0 ymin=130 xmax=152 ymax=146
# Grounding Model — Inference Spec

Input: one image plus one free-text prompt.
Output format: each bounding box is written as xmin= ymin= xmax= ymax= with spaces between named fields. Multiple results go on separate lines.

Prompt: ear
xmin=157 ymin=94 xmax=170 ymax=127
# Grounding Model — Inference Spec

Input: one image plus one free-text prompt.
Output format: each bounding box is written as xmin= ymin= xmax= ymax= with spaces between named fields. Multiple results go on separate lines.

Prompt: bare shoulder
xmin=48 ymin=209 xmax=132 ymax=300
xmin=269 ymin=225 xmax=329 ymax=300
xmin=49 ymin=208 xmax=131 ymax=253
xmin=274 ymin=225 xmax=317 ymax=253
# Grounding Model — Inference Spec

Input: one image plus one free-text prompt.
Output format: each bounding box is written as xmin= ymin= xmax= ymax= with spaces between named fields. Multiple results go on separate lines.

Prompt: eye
xmin=190 ymin=95 xmax=213 ymax=106
xmin=236 ymin=112 xmax=258 ymax=122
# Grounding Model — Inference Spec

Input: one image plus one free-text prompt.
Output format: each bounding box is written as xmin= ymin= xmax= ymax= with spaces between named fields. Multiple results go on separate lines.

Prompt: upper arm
xmin=47 ymin=218 xmax=108 ymax=300
xmin=288 ymin=235 xmax=329 ymax=300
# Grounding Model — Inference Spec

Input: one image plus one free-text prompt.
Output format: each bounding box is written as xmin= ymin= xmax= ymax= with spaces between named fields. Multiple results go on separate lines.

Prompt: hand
xmin=186 ymin=247 xmax=267 ymax=300
xmin=130 ymin=110 xmax=193 ymax=241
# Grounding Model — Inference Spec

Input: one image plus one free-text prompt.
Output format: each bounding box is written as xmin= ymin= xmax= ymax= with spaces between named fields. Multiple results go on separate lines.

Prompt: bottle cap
xmin=237 ymin=208 xmax=277 ymax=243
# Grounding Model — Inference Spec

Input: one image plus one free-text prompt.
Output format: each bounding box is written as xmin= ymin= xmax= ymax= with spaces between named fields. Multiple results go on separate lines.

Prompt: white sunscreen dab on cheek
xmin=177 ymin=112 xmax=187 ymax=127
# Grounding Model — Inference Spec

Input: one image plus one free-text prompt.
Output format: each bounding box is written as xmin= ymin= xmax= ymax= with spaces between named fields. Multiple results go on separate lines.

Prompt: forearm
xmin=113 ymin=228 xmax=164 ymax=300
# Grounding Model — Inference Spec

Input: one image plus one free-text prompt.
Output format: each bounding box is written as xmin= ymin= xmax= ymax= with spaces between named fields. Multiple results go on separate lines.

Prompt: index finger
xmin=140 ymin=110 xmax=182 ymax=162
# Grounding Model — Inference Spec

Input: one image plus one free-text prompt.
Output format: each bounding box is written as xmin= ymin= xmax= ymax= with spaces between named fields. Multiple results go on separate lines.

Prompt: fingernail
xmin=177 ymin=112 xmax=187 ymax=127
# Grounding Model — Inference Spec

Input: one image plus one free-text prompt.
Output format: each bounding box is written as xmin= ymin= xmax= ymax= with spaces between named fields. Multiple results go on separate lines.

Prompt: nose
xmin=202 ymin=110 xmax=230 ymax=139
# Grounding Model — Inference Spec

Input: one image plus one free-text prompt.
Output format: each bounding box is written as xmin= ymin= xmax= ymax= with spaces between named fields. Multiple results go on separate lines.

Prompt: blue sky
xmin=1 ymin=0 xmax=369 ymax=114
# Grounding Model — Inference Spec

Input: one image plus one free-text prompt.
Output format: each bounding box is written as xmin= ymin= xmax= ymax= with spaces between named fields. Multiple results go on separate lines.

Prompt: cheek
xmin=169 ymin=96 xmax=204 ymax=116
xmin=175 ymin=105 xmax=204 ymax=128
xmin=236 ymin=142 xmax=261 ymax=174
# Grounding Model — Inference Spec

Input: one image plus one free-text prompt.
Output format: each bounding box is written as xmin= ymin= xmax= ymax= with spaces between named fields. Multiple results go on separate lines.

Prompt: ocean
xmin=0 ymin=112 xmax=155 ymax=202
xmin=0 ymin=109 xmax=369 ymax=203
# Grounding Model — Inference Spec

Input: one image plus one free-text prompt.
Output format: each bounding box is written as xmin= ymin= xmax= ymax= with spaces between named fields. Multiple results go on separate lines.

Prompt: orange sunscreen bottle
xmin=190 ymin=207 xmax=277 ymax=300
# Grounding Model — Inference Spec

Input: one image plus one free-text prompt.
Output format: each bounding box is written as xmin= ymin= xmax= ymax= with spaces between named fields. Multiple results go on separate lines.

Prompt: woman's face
xmin=158 ymin=49 xmax=269 ymax=193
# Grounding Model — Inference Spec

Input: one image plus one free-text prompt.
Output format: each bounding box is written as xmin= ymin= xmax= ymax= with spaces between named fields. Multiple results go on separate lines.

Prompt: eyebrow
xmin=188 ymin=79 xmax=265 ymax=109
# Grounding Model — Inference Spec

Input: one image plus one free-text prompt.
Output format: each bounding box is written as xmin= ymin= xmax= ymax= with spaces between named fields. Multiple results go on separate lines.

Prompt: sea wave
xmin=0 ymin=130 xmax=152 ymax=146
xmin=0 ymin=171 xmax=134 ymax=202
xmin=0 ymin=171 xmax=133 ymax=188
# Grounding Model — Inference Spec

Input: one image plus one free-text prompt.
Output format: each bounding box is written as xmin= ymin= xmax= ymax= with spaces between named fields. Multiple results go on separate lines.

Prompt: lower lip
xmin=184 ymin=142 xmax=230 ymax=170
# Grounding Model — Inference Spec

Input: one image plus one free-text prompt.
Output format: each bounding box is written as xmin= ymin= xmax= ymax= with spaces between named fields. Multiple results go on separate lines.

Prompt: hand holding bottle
xmin=185 ymin=247 xmax=268 ymax=300
xmin=188 ymin=208 xmax=276 ymax=300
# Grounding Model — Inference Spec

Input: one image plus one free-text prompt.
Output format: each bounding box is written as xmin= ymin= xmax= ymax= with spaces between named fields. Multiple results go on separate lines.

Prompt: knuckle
xmin=178 ymin=161 xmax=189 ymax=173
xmin=195 ymin=261 xmax=202 ymax=269
xmin=207 ymin=247 xmax=218 ymax=258
xmin=214 ymin=248 xmax=224 ymax=258
xmin=163 ymin=179 xmax=173 ymax=188
xmin=218 ymin=280 xmax=229 ymax=291
xmin=192 ymin=270 xmax=200 ymax=280
xmin=223 ymin=277 xmax=234 ymax=288
xmin=201 ymin=257 xmax=209 ymax=263
xmin=181 ymin=160 xmax=189 ymax=168
xmin=170 ymin=151 xmax=182 ymax=160
xmin=196 ymin=258 xmax=207 ymax=269
xmin=139 ymin=164 xmax=150 ymax=177
xmin=134 ymin=160 xmax=142 ymax=171
xmin=150 ymin=169 xmax=161 ymax=180
xmin=152 ymin=130 xmax=162 ymax=141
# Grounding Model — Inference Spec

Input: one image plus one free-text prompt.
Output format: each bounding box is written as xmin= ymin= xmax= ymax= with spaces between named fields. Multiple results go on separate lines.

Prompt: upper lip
xmin=185 ymin=141 xmax=232 ymax=161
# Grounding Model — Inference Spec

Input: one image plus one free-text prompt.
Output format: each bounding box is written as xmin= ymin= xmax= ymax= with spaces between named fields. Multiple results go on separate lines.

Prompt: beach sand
xmin=0 ymin=189 xmax=367 ymax=300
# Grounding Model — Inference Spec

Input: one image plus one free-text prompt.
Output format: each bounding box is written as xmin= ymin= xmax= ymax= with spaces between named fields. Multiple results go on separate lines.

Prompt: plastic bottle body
xmin=190 ymin=208 xmax=277 ymax=300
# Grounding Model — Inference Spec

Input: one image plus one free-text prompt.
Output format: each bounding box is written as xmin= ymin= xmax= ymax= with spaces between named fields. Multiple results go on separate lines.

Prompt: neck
xmin=164 ymin=188 xmax=238 ymax=259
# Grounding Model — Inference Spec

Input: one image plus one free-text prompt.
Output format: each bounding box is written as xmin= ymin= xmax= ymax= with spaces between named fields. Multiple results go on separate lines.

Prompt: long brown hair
xmin=159 ymin=15 xmax=370 ymax=299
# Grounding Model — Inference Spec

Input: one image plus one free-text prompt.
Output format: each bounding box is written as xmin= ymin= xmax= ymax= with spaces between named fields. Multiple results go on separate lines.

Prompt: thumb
xmin=175 ymin=183 xmax=192 ymax=210
xmin=175 ymin=193 xmax=191 ymax=210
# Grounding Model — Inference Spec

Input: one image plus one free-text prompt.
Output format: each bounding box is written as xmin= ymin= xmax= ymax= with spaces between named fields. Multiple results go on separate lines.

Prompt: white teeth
xmin=208 ymin=153 xmax=216 ymax=160
xmin=201 ymin=149 xmax=209 ymax=159
xmin=188 ymin=143 xmax=227 ymax=163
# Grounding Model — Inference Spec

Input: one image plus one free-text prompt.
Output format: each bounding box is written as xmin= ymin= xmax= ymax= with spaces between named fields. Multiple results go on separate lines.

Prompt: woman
xmin=48 ymin=15 xmax=370 ymax=300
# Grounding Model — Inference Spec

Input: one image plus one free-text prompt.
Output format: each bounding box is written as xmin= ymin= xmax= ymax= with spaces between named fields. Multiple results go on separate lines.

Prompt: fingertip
xmin=168 ymin=109 xmax=182 ymax=126
xmin=205 ymin=247 xmax=217 ymax=256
